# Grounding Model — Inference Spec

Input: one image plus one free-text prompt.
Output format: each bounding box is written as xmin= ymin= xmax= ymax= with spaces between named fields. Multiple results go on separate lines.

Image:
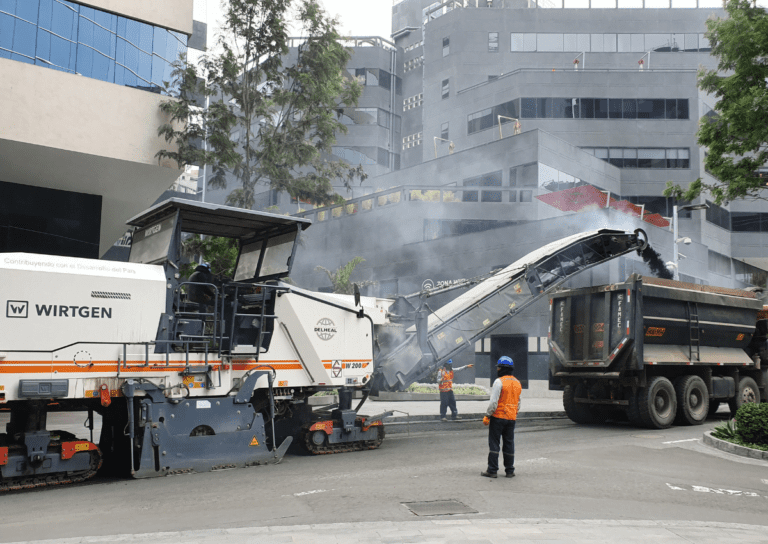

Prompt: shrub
xmin=735 ymin=402 xmax=768 ymax=445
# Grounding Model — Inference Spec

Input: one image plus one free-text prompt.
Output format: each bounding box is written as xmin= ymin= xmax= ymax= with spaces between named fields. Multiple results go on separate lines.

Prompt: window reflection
xmin=468 ymin=97 xmax=688 ymax=134
xmin=349 ymin=67 xmax=402 ymax=95
xmin=583 ymin=147 xmax=690 ymax=169
xmin=0 ymin=0 xmax=187 ymax=94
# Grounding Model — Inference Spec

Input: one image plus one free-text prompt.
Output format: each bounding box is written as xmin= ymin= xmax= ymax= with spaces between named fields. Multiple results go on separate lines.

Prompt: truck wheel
xmin=638 ymin=377 xmax=677 ymax=429
xmin=673 ymin=375 xmax=709 ymax=426
xmin=563 ymin=384 xmax=595 ymax=424
xmin=728 ymin=377 xmax=761 ymax=416
xmin=708 ymin=401 xmax=721 ymax=419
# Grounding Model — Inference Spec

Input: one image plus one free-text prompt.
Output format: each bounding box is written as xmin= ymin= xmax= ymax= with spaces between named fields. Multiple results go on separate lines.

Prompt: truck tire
xmin=638 ymin=377 xmax=677 ymax=429
xmin=563 ymin=384 xmax=595 ymax=424
xmin=673 ymin=375 xmax=709 ymax=426
xmin=728 ymin=377 xmax=761 ymax=416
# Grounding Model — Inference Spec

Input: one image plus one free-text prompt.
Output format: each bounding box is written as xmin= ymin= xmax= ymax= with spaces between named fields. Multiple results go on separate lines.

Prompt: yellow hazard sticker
xmin=250 ymin=437 xmax=260 ymax=446
xmin=75 ymin=443 xmax=90 ymax=452
xmin=455 ymin=336 xmax=464 ymax=344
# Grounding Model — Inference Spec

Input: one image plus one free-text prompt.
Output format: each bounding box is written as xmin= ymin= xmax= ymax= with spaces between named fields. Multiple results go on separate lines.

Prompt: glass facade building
xmin=0 ymin=0 xmax=187 ymax=94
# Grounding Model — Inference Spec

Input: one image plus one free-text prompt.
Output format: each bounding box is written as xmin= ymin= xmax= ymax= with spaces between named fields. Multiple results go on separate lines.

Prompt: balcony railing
xmin=294 ymin=185 xmax=531 ymax=223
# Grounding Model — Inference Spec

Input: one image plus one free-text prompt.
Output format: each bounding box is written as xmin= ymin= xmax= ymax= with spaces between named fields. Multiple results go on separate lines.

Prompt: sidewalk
xmin=357 ymin=396 xmax=565 ymax=418
xmin=10 ymin=518 xmax=768 ymax=544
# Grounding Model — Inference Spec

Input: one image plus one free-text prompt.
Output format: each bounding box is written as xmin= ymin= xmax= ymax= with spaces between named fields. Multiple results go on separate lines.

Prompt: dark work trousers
xmin=487 ymin=416 xmax=516 ymax=475
xmin=440 ymin=390 xmax=458 ymax=419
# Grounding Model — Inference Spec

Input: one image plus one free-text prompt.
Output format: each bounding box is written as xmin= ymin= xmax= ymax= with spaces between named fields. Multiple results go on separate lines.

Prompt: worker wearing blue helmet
xmin=481 ymin=356 xmax=522 ymax=478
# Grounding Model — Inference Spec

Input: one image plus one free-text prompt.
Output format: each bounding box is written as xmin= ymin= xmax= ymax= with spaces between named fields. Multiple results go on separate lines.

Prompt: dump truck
xmin=549 ymin=274 xmax=768 ymax=429
xmin=0 ymin=197 xmax=650 ymax=490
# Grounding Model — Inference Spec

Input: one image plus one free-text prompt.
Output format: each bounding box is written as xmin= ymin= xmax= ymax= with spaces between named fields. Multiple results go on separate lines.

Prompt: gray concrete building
xmin=204 ymin=0 xmax=768 ymax=388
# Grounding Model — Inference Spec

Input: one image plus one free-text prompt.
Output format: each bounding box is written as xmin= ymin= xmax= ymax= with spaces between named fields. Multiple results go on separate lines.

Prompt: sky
xmin=196 ymin=0 xmax=394 ymax=44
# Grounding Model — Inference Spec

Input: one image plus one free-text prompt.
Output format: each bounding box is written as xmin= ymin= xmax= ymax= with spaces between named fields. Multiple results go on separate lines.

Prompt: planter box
xmin=703 ymin=431 xmax=768 ymax=461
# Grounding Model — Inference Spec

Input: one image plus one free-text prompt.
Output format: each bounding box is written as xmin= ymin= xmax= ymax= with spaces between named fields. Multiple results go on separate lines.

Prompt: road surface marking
xmin=291 ymin=489 xmax=329 ymax=497
xmin=662 ymin=438 xmax=699 ymax=444
xmin=666 ymin=483 xmax=761 ymax=497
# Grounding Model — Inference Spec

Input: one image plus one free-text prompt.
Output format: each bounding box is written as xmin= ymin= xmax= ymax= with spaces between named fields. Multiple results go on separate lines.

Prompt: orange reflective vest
xmin=438 ymin=369 xmax=454 ymax=392
xmin=492 ymin=375 xmax=522 ymax=420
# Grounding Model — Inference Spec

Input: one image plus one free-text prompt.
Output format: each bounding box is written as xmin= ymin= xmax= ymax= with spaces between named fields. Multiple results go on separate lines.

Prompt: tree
xmin=180 ymin=235 xmax=238 ymax=279
xmin=664 ymin=0 xmax=768 ymax=205
xmin=315 ymin=256 xmax=374 ymax=294
xmin=157 ymin=0 xmax=366 ymax=209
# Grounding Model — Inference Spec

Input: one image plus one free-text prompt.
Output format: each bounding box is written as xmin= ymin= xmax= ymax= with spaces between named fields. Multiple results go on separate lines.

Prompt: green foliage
xmin=405 ymin=383 xmax=489 ymax=395
xmin=664 ymin=0 xmax=768 ymax=205
xmin=157 ymin=0 xmax=367 ymax=210
xmin=179 ymin=235 xmax=238 ymax=279
xmin=711 ymin=418 xmax=739 ymax=441
xmin=734 ymin=401 xmax=768 ymax=444
xmin=315 ymin=256 xmax=374 ymax=294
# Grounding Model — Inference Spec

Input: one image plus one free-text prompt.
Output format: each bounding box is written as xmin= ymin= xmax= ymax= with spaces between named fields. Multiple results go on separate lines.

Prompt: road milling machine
xmin=0 ymin=198 xmax=649 ymax=490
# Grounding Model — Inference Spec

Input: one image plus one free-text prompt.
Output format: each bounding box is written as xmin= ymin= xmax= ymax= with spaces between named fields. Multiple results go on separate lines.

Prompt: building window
xmin=708 ymin=250 xmax=731 ymax=277
xmin=402 ymin=132 xmax=423 ymax=150
xmin=582 ymin=147 xmax=690 ymax=169
xmin=441 ymin=79 xmax=449 ymax=100
xmin=463 ymin=171 xmax=502 ymax=203
xmin=706 ymin=200 xmax=731 ymax=231
xmin=0 ymin=0 xmax=188 ymax=95
xmin=441 ymin=122 xmax=449 ymax=140
xmin=442 ymin=36 xmax=450 ymax=56
xmin=508 ymin=32 xmax=707 ymax=53
xmin=468 ymin=97 xmax=689 ymax=134
xmin=403 ymin=56 xmax=424 ymax=73
xmin=349 ymin=68 xmax=402 ymax=93
xmin=488 ymin=32 xmax=499 ymax=53
xmin=403 ymin=93 xmax=423 ymax=111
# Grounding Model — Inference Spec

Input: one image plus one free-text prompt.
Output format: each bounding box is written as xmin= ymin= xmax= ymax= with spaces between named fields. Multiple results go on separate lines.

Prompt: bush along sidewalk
xmin=406 ymin=383 xmax=490 ymax=396
xmin=711 ymin=403 xmax=768 ymax=452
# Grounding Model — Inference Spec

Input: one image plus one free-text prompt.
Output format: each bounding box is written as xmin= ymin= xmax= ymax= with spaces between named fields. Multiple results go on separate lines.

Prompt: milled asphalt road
xmin=2 ymin=401 xmax=767 ymax=544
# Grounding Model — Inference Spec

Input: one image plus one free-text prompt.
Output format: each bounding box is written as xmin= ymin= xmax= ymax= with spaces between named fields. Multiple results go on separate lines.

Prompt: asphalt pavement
xmin=3 ymin=392 xmax=762 ymax=544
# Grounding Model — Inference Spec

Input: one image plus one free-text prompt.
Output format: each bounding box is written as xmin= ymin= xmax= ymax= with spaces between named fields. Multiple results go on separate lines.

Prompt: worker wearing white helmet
xmin=481 ymin=356 xmax=522 ymax=478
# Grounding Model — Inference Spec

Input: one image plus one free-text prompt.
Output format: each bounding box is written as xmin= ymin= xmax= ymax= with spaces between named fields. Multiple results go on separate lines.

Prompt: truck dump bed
xmin=549 ymin=275 xmax=763 ymax=377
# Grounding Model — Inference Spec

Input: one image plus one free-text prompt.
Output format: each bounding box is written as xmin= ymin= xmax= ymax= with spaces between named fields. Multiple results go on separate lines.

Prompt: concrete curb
xmin=372 ymin=392 xmax=491 ymax=401
xmin=12 ymin=517 xmax=768 ymax=543
xmin=307 ymin=392 xmax=492 ymax=405
xmin=383 ymin=411 xmax=567 ymax=424
xmin=703 ymin=431 xmax=768 ymax=461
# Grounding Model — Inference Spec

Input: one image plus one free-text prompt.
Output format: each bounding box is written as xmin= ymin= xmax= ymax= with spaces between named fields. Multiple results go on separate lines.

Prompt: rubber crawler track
xmin=0 ymin=450 xmax=102 ymax=493
xmin=303 ymin=425 xmax=385 ymax=455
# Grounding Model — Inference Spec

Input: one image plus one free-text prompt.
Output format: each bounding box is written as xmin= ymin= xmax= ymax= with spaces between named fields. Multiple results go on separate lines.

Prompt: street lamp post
xmin=672 ymin=203 xmax=708 ymax=281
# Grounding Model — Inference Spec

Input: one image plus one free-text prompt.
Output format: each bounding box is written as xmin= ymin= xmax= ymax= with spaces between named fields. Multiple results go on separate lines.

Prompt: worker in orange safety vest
xmin=481 ymin=356 xmax=522 ymax=478
xmin=437 ymin=359 xmax=473 ymax=421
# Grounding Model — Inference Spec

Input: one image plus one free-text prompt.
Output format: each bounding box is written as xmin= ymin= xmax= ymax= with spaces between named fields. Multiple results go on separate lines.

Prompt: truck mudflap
xmin=373 ymin=228 xmax=648 ymax=392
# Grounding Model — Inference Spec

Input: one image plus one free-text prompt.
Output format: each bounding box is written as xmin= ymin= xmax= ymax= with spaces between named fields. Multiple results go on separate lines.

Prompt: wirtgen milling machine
xmin=0 ymin=198 xmax=648 ymax=490
xmin=0 ymin=199 xmax=389 ymax=490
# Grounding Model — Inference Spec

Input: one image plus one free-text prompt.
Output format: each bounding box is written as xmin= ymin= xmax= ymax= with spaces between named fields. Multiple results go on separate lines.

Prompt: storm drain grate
xmin=402 ymin=500 xmax=477 ymax=516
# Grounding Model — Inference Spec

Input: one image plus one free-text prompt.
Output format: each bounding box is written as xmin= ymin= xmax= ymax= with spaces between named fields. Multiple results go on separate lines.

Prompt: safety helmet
xmin=496 ymin=356 xmax=514 ymax=368
xmin=444 ymin=359 xmax=453 ymax=367
xmin=201 ymin=262 xmax=211 ymax=269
